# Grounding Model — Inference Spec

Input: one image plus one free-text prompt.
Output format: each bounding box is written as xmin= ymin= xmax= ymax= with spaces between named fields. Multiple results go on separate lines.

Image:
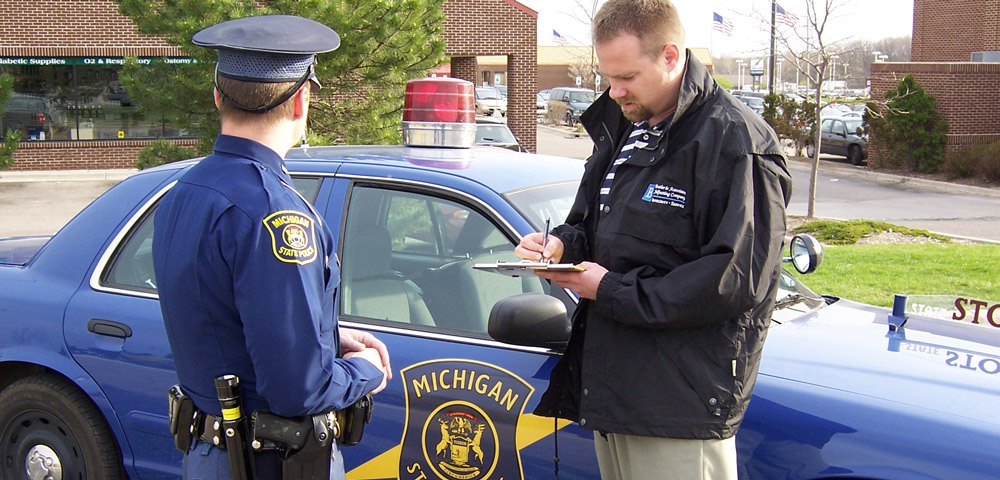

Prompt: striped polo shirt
xmin=599 ymin=114 xmax=672 ymax=211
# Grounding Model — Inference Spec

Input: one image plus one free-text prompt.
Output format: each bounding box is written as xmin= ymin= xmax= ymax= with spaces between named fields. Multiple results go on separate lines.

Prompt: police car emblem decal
xmin=263 ymin=210 xmax=317 ymax=265
xmin=399 ymin=359 xmax=533 ymax=480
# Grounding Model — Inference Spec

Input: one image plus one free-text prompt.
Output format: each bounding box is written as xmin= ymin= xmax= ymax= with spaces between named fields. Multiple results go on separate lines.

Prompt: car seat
xmin=341 ymin=224 xmax=435 ymax=326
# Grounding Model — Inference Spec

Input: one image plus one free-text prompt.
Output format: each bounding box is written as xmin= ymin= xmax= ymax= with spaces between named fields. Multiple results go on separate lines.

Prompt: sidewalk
xmin=0 ymin=168 xmax=136 ymax=183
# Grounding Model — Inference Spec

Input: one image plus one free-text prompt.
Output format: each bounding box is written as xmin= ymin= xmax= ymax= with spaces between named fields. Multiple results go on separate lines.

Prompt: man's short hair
xmin=593 ymin=0 xmax=686 ymax=58
xmin=216 ymin=77 xmax=306 ymax=126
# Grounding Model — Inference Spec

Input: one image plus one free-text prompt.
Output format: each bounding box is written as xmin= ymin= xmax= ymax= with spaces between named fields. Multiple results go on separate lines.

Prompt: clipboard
xmin=472 ymin=260 xmax=585 ymax=277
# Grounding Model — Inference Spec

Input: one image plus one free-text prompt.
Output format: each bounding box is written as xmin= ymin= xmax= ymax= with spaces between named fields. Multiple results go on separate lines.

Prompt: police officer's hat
xmin=192 ymin=15 xmax=340 ymax=112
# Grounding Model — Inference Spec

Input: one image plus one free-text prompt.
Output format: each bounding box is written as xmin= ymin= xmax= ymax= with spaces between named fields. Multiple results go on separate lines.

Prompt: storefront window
xmin=1 ymin=57 xmax=198 ymax=141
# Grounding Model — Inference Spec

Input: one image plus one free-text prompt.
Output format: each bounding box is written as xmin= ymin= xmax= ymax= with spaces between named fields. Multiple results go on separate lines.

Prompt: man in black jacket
xmin=515 ymin=0 xmax=791 ymax=478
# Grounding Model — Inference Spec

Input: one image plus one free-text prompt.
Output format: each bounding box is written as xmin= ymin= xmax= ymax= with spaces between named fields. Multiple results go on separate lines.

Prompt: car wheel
xmin=806 ymin=143 xmax=816 ymax=158
xmin=848 ymin=145 xmax=864 ymax=166
xmin=0 ymin=374 xmax=125 ymax=480
xmin=565 ymin=111 xmax=574 ymax=126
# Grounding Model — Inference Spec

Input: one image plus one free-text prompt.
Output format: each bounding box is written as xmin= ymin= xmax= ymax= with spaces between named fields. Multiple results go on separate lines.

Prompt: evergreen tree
xmin=114 ymin=0 xmax=446 ymax=157
xmin=867 ymin=74 xmax=949 ymax=173
xmin=0 ymin=73 xmax=21 ymax=170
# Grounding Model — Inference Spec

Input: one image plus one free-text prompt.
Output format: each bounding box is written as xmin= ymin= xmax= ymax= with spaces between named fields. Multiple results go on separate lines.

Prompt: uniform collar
xmin=213 ymin=134 xmax=288 ymax=177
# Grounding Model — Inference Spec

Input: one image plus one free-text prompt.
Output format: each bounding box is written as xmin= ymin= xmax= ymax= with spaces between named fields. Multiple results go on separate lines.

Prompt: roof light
xmin=402 ymin=77 xmax=476 ymax=148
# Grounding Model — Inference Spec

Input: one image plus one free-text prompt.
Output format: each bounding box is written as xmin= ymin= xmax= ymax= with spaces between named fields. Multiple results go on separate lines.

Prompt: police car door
xmin=327 ymin=176 xmax=600 ymax=480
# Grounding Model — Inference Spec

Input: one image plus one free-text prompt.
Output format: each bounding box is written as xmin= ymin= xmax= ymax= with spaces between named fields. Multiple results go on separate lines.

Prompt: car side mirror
xmin=785 ymin=234 xmax=823 ymax=274
xmin=488 ymin=293 xmax=570 ymax=349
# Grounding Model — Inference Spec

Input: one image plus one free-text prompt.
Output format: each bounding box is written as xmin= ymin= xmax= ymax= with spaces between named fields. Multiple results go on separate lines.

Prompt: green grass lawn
xmin=789 ymin=242 xmax=1000 ymax=308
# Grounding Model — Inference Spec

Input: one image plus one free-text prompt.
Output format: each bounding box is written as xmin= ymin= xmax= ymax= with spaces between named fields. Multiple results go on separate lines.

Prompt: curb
xmin=538 ymin=124 xmax=587 ymax=138
xmin=0 ymin=168 xmax=136 ymax=184
xmin=788 ymin=156 xmax=1000 ymax=199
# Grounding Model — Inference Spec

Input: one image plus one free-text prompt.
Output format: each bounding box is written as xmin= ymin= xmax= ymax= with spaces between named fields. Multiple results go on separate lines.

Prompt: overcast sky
xmin=520 ymin=0 xmax=914 ymax=57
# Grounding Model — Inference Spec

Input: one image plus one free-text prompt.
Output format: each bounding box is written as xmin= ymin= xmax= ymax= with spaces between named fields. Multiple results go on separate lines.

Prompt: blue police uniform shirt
xmin=153 ymin=134 xmax=384 ymax=418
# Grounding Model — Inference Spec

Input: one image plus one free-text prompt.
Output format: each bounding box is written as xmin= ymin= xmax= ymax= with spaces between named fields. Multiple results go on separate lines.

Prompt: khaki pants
xmin=594 ymin=432 xmax=737 ymax=480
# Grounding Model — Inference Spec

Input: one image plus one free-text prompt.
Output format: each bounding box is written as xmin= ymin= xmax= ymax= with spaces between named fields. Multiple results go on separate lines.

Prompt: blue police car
xmin=0 ymin=78 xmax=999 ymax=480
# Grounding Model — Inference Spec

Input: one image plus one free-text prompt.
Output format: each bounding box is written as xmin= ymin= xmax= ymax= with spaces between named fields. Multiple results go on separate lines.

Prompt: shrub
xmin=866 ymin=75 xmax=948 ymax=173
xmin=546 ymin=101 xmax=568 ymax=125
xmin=763 ymin=94 xmax=815 ymax=156
xmin=136 ymin=139 xmax=196 ymax=170
xmin=944 ymin=141 xmax=1000 ymax=183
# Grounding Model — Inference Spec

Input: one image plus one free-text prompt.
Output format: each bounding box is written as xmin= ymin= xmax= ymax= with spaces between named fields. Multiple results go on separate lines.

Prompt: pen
xmin=541 ymin=217 xmax=550 ymax=262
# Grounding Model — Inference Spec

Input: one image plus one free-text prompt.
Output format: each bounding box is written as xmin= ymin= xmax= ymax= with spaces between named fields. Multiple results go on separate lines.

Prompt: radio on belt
xmin=402 ymin=77 xmax=476 ymax=149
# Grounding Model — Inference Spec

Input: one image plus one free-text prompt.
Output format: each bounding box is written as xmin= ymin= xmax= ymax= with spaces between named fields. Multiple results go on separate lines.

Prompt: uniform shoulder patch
xmin=262 ymin=210 xmax=318 ymax=265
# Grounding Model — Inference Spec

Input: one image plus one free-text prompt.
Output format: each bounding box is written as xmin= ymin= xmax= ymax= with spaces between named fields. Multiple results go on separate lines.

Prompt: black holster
xmin=252 ymin=412 xmax=332 ymax=480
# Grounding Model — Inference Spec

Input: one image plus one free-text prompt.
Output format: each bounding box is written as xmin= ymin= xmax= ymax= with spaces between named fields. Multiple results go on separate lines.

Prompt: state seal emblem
xmin=399 ymin=359 xmax=533 ymax=480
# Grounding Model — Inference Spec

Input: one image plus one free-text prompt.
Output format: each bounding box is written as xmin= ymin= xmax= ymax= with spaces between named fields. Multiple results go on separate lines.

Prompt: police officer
xmin=153 ymin=15 xmax=389 ymax=479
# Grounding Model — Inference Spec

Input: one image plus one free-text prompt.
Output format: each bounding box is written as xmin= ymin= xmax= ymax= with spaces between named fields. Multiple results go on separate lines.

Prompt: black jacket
xmin=534 ymin=51 xmax=792 ymax=439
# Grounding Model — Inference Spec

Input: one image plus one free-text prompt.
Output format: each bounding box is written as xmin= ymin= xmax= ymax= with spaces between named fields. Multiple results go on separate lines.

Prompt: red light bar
xmin=402 ymin=77 xmax=476 ymax=148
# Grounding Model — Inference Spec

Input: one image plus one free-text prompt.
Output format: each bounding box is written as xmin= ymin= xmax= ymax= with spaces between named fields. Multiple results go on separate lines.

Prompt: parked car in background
xmin=739 ymin=95 xmax=765 ymax=115
xmin=494 ymin=84 xmax=507 ymax=99
xmin=547 ymin=87 xmax=594 ymax=125
xmin=475 ymin=116 xmax=524 ymax=152
xmin=474 ymin=86 xmax=506 ymax=117
xmin=820 ymin=103 xmax=853 ymax=118
xmin=808 ymin=116 xmax=868 ymax=165
xmin=536 ymin=93 xmax=548 ymax=116
xmin=1 ymin=92 xmax=57 ymax=140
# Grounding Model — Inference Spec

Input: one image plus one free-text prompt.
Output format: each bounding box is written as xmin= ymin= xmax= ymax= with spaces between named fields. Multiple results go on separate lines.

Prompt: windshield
xmin=476 ymin=88 xmax=502 ymax=100
xmin=844 ymin=119 xmax=863 ymax=134
xmin=568 ymin=91 xmax=595 ymax=103
xmin=504 ymin=181 xmax=579 ymax=230
xmin=475 ymin=124 xmax=516 ymax=144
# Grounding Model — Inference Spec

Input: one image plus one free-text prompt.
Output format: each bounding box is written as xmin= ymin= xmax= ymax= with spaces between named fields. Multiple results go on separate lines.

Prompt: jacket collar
xmin=582 ymin=49 xmax=717 ymax=143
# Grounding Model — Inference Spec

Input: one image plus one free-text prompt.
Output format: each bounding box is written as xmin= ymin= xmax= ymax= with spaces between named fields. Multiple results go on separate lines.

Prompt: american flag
xmin=775 ymin=4 xmax=799 ymax=28
xmin=713 ymin=12 xmax=734 ymax=36
xmin=552 ymin=29 xmax=569 ymax=46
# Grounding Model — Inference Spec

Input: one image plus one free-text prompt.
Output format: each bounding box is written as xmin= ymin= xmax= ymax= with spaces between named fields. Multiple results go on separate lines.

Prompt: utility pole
xmin=768 ymin=0 xmax=777 ymax=95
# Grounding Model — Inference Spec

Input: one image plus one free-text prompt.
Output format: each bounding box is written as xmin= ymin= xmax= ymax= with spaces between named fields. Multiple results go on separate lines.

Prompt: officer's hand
xmin=345 ymin=347 xmax=388 ymax=394
xmin=515 ymin=232 xmax=564 ymax=263
xmin=340 ymin=328 xmax=392 ymax=381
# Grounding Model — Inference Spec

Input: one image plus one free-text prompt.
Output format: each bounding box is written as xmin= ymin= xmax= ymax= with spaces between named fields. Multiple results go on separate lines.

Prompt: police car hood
xmin=760 ymin=298 xmax=1000 ymax=427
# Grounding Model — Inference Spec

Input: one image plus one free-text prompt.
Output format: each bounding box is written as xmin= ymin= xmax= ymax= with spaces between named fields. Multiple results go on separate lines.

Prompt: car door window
xmin=102 ymin=206 xmax=158 ymax=294
xmin=834 ymin=121 xmax=847 ymax=136
xmin=340 ymin=185 xmax=548 ymax=336
xmin=821 ymin=119 xmax=834 ymax=133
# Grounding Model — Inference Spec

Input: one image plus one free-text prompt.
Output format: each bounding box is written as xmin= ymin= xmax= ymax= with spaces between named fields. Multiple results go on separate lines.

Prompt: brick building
xmin=870 ymin=0 xmax=1000 ymax=155
xmin=0 ymin=0 xmax=538 ymax=170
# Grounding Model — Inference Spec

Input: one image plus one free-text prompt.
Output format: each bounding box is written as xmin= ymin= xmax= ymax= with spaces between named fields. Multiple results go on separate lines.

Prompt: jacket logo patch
xmin=263 ymin=210 xmax=317 ymax=265
xmin=399 ymin=359 xmax=533 ymax=480
xmin=642 ymin=183 xmax=687 ymax=208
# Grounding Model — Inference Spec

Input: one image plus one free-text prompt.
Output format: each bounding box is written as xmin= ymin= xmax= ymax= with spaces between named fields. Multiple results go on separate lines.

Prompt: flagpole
xmin=768 ymin=0 xmax=776 ymax=95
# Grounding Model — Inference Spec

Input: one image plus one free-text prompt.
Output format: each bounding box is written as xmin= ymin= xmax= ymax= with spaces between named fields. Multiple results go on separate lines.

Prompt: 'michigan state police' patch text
xmin=263 ymin=210 xmax=317 ymax=265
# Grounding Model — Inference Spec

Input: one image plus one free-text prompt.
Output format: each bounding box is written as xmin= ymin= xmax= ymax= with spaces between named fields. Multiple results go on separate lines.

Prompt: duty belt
xmin=191 ymin=409 xmax=342 ymax=452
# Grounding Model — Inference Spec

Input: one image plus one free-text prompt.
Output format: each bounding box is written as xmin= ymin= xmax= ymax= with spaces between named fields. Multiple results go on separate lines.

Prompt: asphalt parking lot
xmin=0 ymin=169 xmax=131 ymax=237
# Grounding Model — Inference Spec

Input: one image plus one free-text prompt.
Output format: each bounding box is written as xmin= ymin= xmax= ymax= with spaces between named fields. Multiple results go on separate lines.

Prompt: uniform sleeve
xmin=594 ymin=152 xmax=791 ymax=330
xmin=226 ymin=208 xmax=384 ymax=417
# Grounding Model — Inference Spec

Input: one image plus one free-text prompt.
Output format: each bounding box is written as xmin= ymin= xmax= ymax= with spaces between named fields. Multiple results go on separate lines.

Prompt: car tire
xmin=806 ymin=143 xmax=816 ymax=158
xmin=565 ymin=111 xmax=575 ymax=126
xmin=848 ymin=144 xmax=864 ymax=166
xmin=0 ymin=374 xmax=125 ymax=480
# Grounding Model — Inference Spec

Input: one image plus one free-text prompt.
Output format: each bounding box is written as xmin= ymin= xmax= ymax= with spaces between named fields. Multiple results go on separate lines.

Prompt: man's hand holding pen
xmin=514 ymin=222 xmax=607 ymax=300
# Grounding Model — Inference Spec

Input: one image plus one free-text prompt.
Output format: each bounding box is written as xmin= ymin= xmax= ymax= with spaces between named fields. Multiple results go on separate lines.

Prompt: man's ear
xmin=292 ymin=85 xmax=310 ymax=120
xmin=663 ymin=43 xmax=682 ymax=70
xmin=213 ymin=88 xmax=222 ymax=109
